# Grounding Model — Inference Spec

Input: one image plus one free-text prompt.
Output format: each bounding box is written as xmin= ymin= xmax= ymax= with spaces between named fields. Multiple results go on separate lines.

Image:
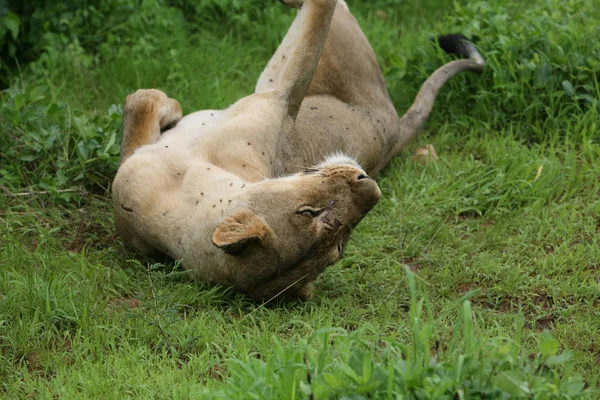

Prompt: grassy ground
xmin=1 ymin=0 xmax=599 ymax=397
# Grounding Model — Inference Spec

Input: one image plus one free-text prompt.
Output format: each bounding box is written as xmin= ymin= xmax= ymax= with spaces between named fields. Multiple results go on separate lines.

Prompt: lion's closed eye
xmin=297 ymin=206 xmax=323 ymax=217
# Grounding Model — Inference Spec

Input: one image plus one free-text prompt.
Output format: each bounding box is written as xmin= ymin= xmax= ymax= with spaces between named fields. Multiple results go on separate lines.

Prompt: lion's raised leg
xmin=119 ymin=89 xmax=182 ymax=165
xmin=287 ymin=3 xmax=484 ymax=173
xmin=255 ymin=0 xmax=337 ymax=119
xmin=262 ymin=0 xmax=390 ymax=108
xmin=307 ymin=2 xmax=392 ymax=109
xmin=267 ymin=1 xmax=400 ymax=175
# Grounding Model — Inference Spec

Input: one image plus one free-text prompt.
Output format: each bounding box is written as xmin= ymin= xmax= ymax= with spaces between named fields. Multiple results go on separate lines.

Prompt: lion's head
xmin=211 ymin=156 xmax=380 ymax=299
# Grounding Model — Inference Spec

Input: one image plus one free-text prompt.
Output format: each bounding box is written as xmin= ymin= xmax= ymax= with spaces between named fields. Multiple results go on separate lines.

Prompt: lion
xmin=112 ymin=0 xmax=484 ymax=300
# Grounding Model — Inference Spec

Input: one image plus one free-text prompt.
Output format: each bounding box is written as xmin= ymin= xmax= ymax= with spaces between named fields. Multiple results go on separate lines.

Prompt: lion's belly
xmin=286 ymin=95 xmax=398 ymax=175
xmin=142 ymin=96 xmax=398 ymax=178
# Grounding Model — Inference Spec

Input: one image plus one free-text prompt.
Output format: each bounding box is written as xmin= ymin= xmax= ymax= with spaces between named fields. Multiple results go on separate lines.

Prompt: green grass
xmin=1 ymin=0 xmax=599 ymax=397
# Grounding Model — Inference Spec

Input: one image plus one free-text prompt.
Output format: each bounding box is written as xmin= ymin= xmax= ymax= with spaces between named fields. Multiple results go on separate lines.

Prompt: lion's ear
xmin=212 ymin=209 xmax=274 ymax=255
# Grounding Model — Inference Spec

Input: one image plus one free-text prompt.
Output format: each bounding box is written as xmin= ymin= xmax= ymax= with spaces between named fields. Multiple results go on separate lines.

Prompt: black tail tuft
xmin=437 ymin=34 xmax=471 ymax=57
xmin=437 ymin=34 xmax=485 ymax=66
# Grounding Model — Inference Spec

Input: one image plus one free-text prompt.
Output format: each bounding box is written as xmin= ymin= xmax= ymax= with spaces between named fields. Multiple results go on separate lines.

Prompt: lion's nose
xmin=353 ymin=172 xmax=381 ymax=213
xmin=356 ymin=173 xmax=375 ymax=182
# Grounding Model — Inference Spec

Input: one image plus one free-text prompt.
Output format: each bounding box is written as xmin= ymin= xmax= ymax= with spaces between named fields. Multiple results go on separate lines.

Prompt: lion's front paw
xmin=124 ymin=89 xmax=182 ymax=132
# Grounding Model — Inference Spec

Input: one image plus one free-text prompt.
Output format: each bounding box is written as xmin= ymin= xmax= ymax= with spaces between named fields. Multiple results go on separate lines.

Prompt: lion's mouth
xmin=337 ymin=241 xmax=344 ymax=256
xmin=322 ymin=215 xmax=342 ymax=232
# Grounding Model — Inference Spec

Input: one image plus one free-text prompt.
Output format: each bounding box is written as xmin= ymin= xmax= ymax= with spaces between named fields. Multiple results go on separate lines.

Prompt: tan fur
xmin=112 ymin=0 xmax=483 ymax=299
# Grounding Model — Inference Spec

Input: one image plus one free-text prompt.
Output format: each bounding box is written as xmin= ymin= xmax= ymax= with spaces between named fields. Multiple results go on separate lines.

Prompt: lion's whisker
xmin=291 ymin=164 xmax=316 ymax=170
xmin=240 ymin=273 xmax=310 ymax=321
xmin=246 ymin=166 xmax=269 ymax=180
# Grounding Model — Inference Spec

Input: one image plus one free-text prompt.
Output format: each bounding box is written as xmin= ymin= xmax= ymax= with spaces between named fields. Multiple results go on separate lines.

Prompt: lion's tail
xmin=394 ymin=34 xmax=485 ymax=149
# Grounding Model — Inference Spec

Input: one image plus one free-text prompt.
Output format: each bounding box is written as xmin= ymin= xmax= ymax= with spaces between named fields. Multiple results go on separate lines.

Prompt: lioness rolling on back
xmin=112 ymin=0 xmax=484 ymax=299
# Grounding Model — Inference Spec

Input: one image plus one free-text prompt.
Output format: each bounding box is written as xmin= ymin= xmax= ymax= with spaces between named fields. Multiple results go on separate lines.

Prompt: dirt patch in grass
xmin=23 ymin=352 xmax=44 ymax=375
xmin=402 ymin=256 xmax=427 ymax=272
xmin=65 ymin=209 xmax=117 ymax=253
xmin=460 ymin=287 xmax=559 ymax=315
xmin=458 ymin=289 xmax=561 ymax=331
xmin=14 ymin=351 xmax=58 ymax=381
xmin=528 ymin=313 xmax=557 ymax=332
xmin=456 ymin=211 xmax=483 ymax=220
xmin=455 ymin=283 xmax=486 ymax=295
xmin=108 ymin=297 xmax=142 ymax=314
xmin=584 ymin=263 xmax=599 ymax=273
xmin=206 ymin=364 xmax=226 ymax=381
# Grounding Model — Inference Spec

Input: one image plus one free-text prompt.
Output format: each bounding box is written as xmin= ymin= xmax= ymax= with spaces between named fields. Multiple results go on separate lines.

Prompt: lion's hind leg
xmin=255 ymin=0 xmax=337 ymax=119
